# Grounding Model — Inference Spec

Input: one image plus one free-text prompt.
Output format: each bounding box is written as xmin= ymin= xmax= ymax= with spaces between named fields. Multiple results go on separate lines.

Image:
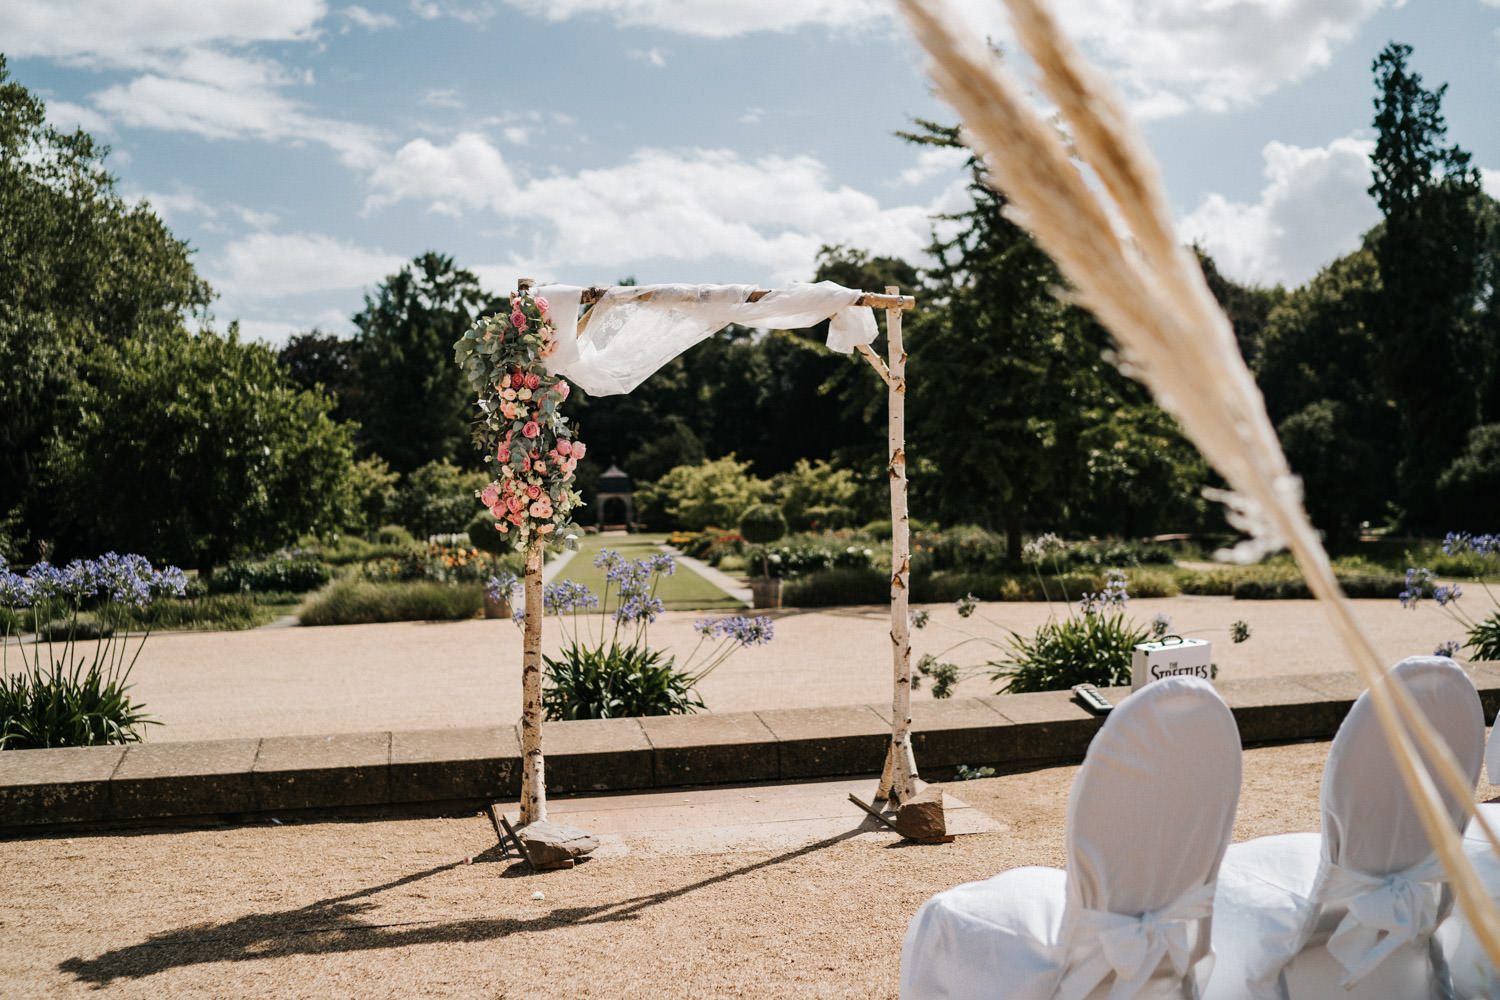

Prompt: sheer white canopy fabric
xmin=901 ymin=677 xmax=1241 ymax=1000
xmin=1206 ymin=656 xmax=1483 ymax=1000
xmin=534 ymin=282 xmax=880 ymax=397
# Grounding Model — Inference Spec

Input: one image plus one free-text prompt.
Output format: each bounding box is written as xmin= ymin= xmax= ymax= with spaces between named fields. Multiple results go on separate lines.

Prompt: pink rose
xmin=556 ymin=380 xmax=570 ymax=399
xmin=508 ymin=511 xmax=524 ymax=526
xmin=507 ymin=496 xmax=525 ymax=514
xmin=538 ymin=523 xmax=555 ymax=535
xmin=490 ymin=503 xmax=506 ymax=519
xmin=535 ymin=296 xmax=549 ymax=315
xmin=510 ymin=310 xmax=526 ymax=330
xmin=563 ymin=457 xmax=577 ymax=474
xmin=524 ymin=373 xmax=541 ymax=390
xmin=500 ymin=401 xmax=518 ymax=420
xmin=496 ymin=521 xmax=509 ymax=534
xmin=529 ymin=500 xmax=550 ymax=518
xmin=522 ymin=421 xmax=540 ymax=438
xmin=480 ymin=485 xmax=499 ymax=507
xmin=511 ymin=372 xmax=525 ymax=389
xmin=571 ymin=441 xmax=587 ymax=459
xmin=526 ymin=484 xmax=542 ymax=499
xmin=539 ymin=340 xmax=557 ymax=360
xmin=534 ymin=461 xmax=547 ymax=474
xmin=556 ymin=439 xmax=572 ymax=456
xmin=497 ymin=449 xmax=510 ymax=463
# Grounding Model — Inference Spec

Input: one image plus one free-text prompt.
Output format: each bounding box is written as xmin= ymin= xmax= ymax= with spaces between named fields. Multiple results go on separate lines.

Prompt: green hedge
xmin=298 ymin=579 xmax=484 ymax=626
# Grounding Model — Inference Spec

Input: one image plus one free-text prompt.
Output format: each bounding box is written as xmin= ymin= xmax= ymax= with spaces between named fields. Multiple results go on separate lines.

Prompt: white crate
xmin=1131 ymin=637 xmax=1212 ymax=690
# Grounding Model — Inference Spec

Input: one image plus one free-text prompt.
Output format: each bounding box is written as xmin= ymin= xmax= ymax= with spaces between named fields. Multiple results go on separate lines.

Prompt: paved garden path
xmin=113 ymin=588 xmax=1466 ymax=743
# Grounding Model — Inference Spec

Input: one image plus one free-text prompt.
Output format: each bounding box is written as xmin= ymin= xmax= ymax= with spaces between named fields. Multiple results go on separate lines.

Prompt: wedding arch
xmin=459 ymin=279 xmax=918 ymax=828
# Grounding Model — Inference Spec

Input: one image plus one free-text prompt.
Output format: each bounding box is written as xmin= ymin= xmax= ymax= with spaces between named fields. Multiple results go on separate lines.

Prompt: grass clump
xmin=298 ymin=579 xmax=483 ymax=626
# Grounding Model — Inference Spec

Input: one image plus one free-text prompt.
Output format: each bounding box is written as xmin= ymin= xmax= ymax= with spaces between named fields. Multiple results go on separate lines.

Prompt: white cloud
xmin=43 ymin=99 xmax=114 ymax=137
xmin=230 ymin=308 xmax=354 ymax=346
xmin=899 ymin=145 xmax=969 ymax=186
xmin=364 ymin=132 xmax=520 ymax=215
xmin=410 ymin=0 xmax=442 ymax=18
xmin=1179 ymin=136 xmax=1378 ymax=286
xmin=500 ymin=0 xmax=885 ymax=37
xmin=502 ymin=126 xmax=532 ymax=146
xmin=213 ymin=232 xmax=405 ymax=299
xmin=1483 ymin=168 xmax=1500 ymax=200
xmin=364 ymin=133 xmax=952 ymax=282
xmin=0 ymin=0 xmax=327 ymax=65
xmin=93 ymin=70 xmax=382 ymax=168
xmin=341 ymin=4 xmax=398 ymax=30
xmin=629 ymin=48 xmax=668 ymax=67
xmin=497 ymin=0 xmax=1387 ymax=118
xmin=421 ymin=88 xmax=464 ymax=109
xmin=739 ymin=107 xmax=765 ymax=125
xmin=132 ymin=186 xmax=219 ymax=223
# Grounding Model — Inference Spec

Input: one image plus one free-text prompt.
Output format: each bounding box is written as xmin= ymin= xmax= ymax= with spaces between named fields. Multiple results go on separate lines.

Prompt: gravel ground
xmin=3 ymin=741 xmax=1496 ymax=999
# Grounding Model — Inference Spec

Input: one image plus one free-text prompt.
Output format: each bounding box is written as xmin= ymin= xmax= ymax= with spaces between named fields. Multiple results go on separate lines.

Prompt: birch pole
xmin=517 ymin=278 xmax=548 ymax=826
xmin=877 ymin=286 xmax=919 ymax=805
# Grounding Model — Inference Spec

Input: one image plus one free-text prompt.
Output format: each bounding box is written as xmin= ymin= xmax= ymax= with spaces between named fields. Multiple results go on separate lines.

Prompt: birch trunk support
xmin=516 ymin=277 xmax=548 ymax=827
xmin=876 ymin=286 xmax=918 ymax=805
xmin=520 ymin=537 xmax=547 ymax=824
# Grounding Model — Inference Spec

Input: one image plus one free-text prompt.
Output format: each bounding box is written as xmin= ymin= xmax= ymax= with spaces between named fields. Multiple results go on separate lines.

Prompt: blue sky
xmin=5 ymin=0 xmax=1498 ymax=346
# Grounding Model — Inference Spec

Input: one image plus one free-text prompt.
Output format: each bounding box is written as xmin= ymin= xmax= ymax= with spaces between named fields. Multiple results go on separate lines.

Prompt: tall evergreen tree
xmin=1367 ymin=42 xmax=1493 ymax=528
xmin=352 ymin=253 xmax=493 ymax=473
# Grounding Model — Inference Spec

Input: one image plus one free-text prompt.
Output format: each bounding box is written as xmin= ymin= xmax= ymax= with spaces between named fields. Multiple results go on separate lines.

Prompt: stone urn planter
xmin=749 ymin=577 xmax=783 ymax=610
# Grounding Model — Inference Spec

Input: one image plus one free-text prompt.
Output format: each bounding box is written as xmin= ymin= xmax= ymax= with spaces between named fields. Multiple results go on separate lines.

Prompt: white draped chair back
xmin=1207 ymin=655 xmax=1483 ymax=1000
xmin=1437 ymin=717 xmax=1500 ymax=997
xmin=901 ymin=676 xmax=1241 ymax=1000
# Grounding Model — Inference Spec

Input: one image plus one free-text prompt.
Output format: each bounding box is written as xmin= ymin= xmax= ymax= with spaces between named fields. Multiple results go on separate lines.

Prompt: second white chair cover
xmin=901 ymin=676 xmax=1241 ymax=1000
xmin=1206 ymin=655 xmax=1484 ymax=1000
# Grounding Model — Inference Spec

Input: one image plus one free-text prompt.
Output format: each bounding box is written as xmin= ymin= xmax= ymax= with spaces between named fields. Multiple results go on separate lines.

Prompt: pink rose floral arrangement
xmin=454 ymin=290 xmax=586 ymax=551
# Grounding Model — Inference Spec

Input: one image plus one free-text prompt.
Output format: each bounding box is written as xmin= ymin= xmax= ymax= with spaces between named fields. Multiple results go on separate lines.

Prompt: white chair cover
xmin=1436 ymin=724 xmax=1500 ymax=998
xmin=1206 ymin=655 xmax=1483 ymax=1000
xmin=901 ymin=676 xmax=1241 ymax=1000
xmin=535 ymin=281 xmax=880 ymax=396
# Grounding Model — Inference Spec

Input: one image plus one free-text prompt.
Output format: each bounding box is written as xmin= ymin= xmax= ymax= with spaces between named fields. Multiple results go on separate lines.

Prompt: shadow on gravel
xmin=59 ymin=828 xmax=866 ymax=985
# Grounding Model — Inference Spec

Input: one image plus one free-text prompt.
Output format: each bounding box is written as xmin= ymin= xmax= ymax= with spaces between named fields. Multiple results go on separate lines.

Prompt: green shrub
xmin=990 ymin=612 xmax=1150 ymax=693
xmin=108 ymin=594 xmax=274 ymax=631
xmin=212 ymin=557 xmax=332 ymax=594
xmin=783 ymin=567 xmax=891 ymax=607
xmin=1061 ymin=540 xmax=1177 ymax=568
xmin=377 ymin=524 xmax=417 ymax=547
xmin=298 ymin=579 xmax=483 ymax=625
xmin=635 ymin=456 xmax=771 ymax=531
xmin=914 ymin=525 xmax=1008 ymax=572
xmin=468 ymin=510 xmax=508 ymax=553
xmin=0 ymin=657 xmax=158 ymax=749
xmin=1469 ymin=613 xmax=1500 ymax=661
xmin=542 ymin=644 xmax=703 ymax=720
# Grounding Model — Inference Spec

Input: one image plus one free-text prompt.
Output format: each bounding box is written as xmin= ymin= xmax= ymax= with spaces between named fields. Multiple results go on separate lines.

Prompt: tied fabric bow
xmin=1320 ymin=854 xmax=1446 ymax=987
xmin=1055 ymin=881 xmax=1216 ymax=1000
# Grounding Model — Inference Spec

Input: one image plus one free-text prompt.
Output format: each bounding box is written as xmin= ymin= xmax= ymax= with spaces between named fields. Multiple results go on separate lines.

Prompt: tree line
xmin=2 ymin=43 xmax=1496 ymax=573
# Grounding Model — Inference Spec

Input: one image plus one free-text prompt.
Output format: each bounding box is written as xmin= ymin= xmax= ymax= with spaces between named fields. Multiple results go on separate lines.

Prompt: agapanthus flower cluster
xmin=485 ymin=572 xmax=520 ymax=605
xmin=1443 ymin=532 xmax=1500 ymax=557
xmin=1399 ymin=545 xmax=1500 ymax=661
xmin=1079 ymin=569 xmax=1129 ymax=616
xmin=0 ymin=553 xmax=185 ymax=613
xmin=454 ymin=290 xmax=586 ymax=551
xmin=520 ymin=549 xmax=774 ymax=695
xmin=1022 ymin=532 xmax=1067 ymax=564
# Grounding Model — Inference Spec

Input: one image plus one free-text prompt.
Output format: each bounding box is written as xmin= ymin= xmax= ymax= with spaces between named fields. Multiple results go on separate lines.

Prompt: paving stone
xmin=390 ymin=726 xmax=520 ymax=803
xmin=253 ymin=732 xmax=390 ymax=812
xmin=539 ymin=718 xmax=652 ymax=793
xmin=979 ymin=690 xmax=1106 ymax=764
xmin=867 ymin=698 xmax=1016 ymax=768
xmin=894 ymin=786 xmax=946 ymax=840
xmin=516 ymin=819 xmax=599 ymax=866
xmin=0 ymin=745 xmax=122 ymax=826
xmin=111 ymin=738 xmax=260 ymax=820
xmin=756 ymin=705 xmax=888 ymax=778
xmin=638 ymin=711 xmax=777 ymax=786
xmin=1217 ymin=677 xmax=1350 ymax=744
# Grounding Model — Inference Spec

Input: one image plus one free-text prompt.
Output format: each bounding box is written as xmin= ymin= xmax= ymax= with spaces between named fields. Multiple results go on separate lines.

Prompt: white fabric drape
xmin=535 ymin=281 xmax=880 ymax=396
xmin=1206 ymin=655 xmax=1483 ymax=1000
xmin=901 ymin=676 xmax=1241 ymax=1000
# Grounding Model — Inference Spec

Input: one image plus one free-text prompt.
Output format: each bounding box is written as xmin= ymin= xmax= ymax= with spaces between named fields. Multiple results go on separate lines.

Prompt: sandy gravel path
xmin=2 ymin=739 xmax=1495 ymax=1000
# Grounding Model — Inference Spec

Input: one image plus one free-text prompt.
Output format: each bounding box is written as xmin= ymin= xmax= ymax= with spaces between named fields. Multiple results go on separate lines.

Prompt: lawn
xmin=553 ymin=533 xmax=745 ymax=612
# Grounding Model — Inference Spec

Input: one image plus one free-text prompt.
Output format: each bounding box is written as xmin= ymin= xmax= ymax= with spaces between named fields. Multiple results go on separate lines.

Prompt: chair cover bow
xmin=1056 ymin=881 xmax=1216 ymax=1000
xmin=1320 ymin=855 xmax=1446 ymax=987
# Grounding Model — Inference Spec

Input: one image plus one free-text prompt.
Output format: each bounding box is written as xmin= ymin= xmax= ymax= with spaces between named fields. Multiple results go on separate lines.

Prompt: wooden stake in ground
xmin=876 ymin=286 xmax=918 ymax=806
